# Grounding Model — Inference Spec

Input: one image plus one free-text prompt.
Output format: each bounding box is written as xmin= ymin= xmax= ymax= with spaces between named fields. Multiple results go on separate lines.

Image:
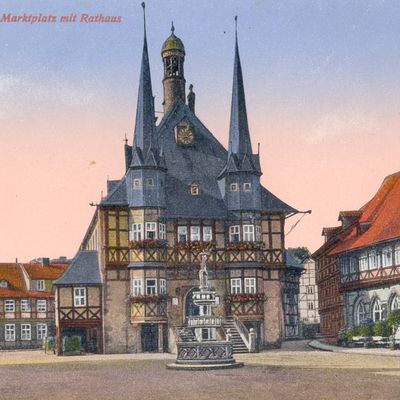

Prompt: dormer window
xmin=243 ymin=182 xmax=252 ymax=192
xmin=146 ymin=178 xmax=154 ymax=187
xmin=230 ymin=183 xmax=238 ymax=192
xmin=133 ymin=179 xmax=141 ymax=189
xmin=0 ymin=280 xmax=8 ymax=288
xmin=191 ymin=183 xmax=199 ymax=196
xmin=37 ymin=280 xmax=45 ymax=291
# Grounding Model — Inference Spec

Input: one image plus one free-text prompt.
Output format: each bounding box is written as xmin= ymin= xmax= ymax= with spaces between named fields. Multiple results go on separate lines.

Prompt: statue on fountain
xmin=199 ymin=252 xmax=209 ymax=289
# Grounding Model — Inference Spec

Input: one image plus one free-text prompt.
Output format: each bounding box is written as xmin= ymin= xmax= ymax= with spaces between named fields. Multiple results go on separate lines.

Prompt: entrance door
xmin=62 ymin=327 xmax=87 ymax=352
xmin=185 ymin=288 xmax=200 ymax=317
xmin=141 ymin=324 xmax=158 ymax=352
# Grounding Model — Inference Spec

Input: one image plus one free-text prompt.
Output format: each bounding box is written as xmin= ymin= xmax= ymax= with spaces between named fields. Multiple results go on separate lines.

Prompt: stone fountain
xmin=167 ymin=253 xmax=244 ymax=370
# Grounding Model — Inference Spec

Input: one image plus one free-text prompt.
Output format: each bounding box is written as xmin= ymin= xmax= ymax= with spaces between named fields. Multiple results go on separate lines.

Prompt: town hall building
xmin=55 ymin=5 xmax=302 ymax=354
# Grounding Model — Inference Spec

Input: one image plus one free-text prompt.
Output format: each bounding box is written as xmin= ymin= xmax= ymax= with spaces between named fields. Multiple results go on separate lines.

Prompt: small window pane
xmin=37 ymin=323 xmax=47 ymax=340
xmin=190 ymin=226 xmax=200 ymax=241
xmin=243 ymin=225 xmax=255 ymax=241
xmin=160 ymin=279 xmax=167 ymax=295
xmin=5 ymin=324 xmax=15 ymax=341
xmin=230 ymin=278 xmax=242 ymax=294
xmin=21 ymin=324 xmax=31 ymax=340
xmin=203 ymin=226 xmax=213 ymax=242
xmin=178 ymin=226 xmax=188 ymax=243
xmin=146 ymin=279 xmax=157 ymax=295
xmin=145 ymin=222 xmax=157 ymax=239
xmin=229 ymin=225 xmax=240 ymax=243
xmin=73 ymin=288 xmax=86 ymax=307
xmin=132 ymin=279 xmax=143 ymax=296
xmin=230 ymin=183 xmax=238 ymax=192
xmin=159 ymin=223 xmax=166 ymax=240
xmin=244 ymin=277 xmax=256 ymax=294
xmin=5 ymin=300 xmax=15 ymax=312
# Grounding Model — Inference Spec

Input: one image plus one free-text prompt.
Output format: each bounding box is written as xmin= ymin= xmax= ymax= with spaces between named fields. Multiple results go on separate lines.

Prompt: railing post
xmin=249 ymin=328 xmax=257 ymax=352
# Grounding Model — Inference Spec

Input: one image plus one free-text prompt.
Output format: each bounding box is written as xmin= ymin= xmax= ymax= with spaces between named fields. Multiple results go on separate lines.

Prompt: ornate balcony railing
xmin=187 ymin=316 xmax=222 ymax=327
xmin=130 ymin=297 xmax=167 ymax=322
xmin=176 ymin=341 xmax=234 ymax=365
xmin=107 ymin=246 xmax=284 ymax=265
xmin=225 ymin=293 xmax=265 ymax=318
xmin=130 ymin=294 xmax=168 ymax=303
xmin=129 ymin=239 xmax=167 ymax=249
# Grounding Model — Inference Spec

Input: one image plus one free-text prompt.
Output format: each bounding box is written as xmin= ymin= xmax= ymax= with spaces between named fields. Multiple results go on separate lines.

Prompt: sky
xmin=1 ymin=0 xmax=400 ymax=262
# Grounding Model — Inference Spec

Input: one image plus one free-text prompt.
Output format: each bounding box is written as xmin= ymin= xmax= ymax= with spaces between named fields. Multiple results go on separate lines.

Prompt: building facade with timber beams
xmin=314 ymin=172 xmax=400 ymax=343
xmin=55 ymin=5 xmax=303 ymax=354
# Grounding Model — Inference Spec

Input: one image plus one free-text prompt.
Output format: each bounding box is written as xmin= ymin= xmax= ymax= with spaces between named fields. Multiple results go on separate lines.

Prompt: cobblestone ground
xmin=1 ymin=341 xmax=399 ymax=400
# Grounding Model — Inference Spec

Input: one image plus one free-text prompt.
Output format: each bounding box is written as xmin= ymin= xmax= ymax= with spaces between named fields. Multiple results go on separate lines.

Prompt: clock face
xmin=177 ymin=125 xmax=195 ymax=145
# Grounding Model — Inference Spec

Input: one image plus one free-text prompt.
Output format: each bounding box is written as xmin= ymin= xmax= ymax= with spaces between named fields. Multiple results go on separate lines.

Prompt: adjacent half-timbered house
xmin=0 ymin=261 xmax=67 ymax=349
xmin=54 ymin=251 xmax=102 ymax=354
xmin=314 ymin=172 xmax=400 ymax=341
xmin=283 ymin=251 xmax=303 ymax=339
xmin=57 ymin=6 xmax=305 ymax=354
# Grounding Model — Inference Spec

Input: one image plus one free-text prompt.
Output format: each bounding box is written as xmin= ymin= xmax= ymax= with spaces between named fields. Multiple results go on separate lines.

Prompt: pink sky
xmin=1 ymin=0 xmax=400 ymax=261
xmin=2 ymin=104 xmax=400 ymax=262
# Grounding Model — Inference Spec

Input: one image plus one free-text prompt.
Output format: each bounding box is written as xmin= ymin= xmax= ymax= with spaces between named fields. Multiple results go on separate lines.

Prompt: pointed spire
xmin=228 ymin=16 xmax=252 ymax=156
xmin=133 ymin=2 xmax=156 ymax=154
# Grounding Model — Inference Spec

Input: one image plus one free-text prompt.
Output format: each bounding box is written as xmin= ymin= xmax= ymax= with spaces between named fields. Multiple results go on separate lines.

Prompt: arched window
xmin=355 ymin=302 xmax=367 ymax=326
xmin=372 ymin=300 xmax=383 ymax=322
xmin=391 ymin=295 xmax=400 ymax=312
xmin=382 ymin=246 xmax=393 ymax=268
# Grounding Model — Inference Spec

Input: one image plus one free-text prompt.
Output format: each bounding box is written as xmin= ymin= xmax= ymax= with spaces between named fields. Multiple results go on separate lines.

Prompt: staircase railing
xmin=232 ymin=316 xmax=250 ymax=351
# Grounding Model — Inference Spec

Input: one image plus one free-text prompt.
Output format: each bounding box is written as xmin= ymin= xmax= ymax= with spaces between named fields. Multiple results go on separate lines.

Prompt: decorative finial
xmin=141 ymin=2 xmax=146 ymax=37
xmin=171 ymin=21 xmax=175 ymax=33
xmin=235 ymin=15 xmax=238 ymax=38
xmin=124 ymin=133 xmax=128 ymax=145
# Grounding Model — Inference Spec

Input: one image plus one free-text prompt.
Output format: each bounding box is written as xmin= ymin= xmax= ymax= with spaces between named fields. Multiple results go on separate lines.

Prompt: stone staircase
xmin=223 ymin=318 xmax=249 ymax=353
xmin=176 ymin=326 xmax=196 ymax=342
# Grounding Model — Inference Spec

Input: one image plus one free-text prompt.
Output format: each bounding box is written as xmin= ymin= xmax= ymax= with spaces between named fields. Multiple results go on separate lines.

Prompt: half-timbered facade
xmin=0 ymin=261 xmax=67 ymax=349
xmin=283 ymin=251 xmax=303 ymax=339
xmin=54 ymin=251 xmax=102 ymax=354
xmin=57 ymin=6 xmax=303 ymax=354
xmin=314 ymin=172 xmax=400 ymax=341
xmin=298 ymin=257 xmax=320 ymax=337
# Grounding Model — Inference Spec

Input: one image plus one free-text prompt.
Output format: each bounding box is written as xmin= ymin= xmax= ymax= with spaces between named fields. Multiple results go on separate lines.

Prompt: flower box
xmin=129 ymin=239 xmax=167 ymax=249
xmin=130 ymin=294 xmax=168 ymax=303
xmin=226 ymin=241 xmax=264 ymax=251
xmin=176 ymin=241 xmax=216 ymax=251
xmin=225 ymin=293 xmax=265 ymax=304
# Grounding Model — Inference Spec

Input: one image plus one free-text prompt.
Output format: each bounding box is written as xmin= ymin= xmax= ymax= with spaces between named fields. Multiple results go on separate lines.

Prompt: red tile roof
xmin=329 ymin=172 xmax=400 ymax=255
xmin=23 ymin=263 xmax=68 ymax=280
xmin=0 ymin=262 xmax=64 ymax=299
xmin=0 ymin=263 xmax=26 ymax=292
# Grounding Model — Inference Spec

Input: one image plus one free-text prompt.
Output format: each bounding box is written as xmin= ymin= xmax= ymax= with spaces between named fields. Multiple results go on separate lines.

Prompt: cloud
xmin=0 ymin=73 xmax=94 ymax=120
xmin=306 ymin=111 xmax=377 ymax=143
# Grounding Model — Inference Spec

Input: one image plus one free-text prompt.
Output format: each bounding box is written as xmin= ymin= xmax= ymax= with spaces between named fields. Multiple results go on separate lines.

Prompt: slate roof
xmin=101 ymin=101 xmax=296 ymax=216
xmin=100 ymin=20 xmax=297 ymax=216
xmin=55 ymin=250 xmax=101 ymax=286
xmin=285 ymin=250 xmax=304 ymax=270
xmin=326 ymin=171 xmax=400 ymax=255
xmin=228 ymin=28 xmax=252 ymax=156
